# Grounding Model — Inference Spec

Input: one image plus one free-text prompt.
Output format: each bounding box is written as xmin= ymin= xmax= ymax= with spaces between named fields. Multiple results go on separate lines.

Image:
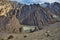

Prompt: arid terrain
xmin=0 ymin=0 xmax=60 ymax=40
xmin=0 ymin=22 xmax=60 ymax=40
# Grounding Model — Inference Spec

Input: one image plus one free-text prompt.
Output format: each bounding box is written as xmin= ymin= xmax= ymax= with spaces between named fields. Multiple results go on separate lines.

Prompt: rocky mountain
xmin=0 ymin=0 xmax=60 ymax=33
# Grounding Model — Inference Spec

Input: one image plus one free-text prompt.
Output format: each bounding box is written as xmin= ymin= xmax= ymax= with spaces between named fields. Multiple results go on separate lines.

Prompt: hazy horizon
xmin=11 ymin=0 xmax=60 ymax=4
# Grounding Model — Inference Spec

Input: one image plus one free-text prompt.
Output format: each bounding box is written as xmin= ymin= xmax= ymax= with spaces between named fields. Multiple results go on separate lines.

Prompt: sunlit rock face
xmin=0 ymin=0 xmax=14 ymax=32
xmin=0 ymin=0 xmax=12 ymax=16
xmin=0 ymin=1 xmax=60 ymax=33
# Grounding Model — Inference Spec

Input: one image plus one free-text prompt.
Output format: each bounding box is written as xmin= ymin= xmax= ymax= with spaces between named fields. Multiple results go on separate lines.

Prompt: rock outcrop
xmin=0 ymin=0 xmax=12 ymax=16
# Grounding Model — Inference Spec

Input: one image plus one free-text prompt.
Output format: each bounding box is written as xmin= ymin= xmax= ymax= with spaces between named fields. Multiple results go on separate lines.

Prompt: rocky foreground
xmin=0 ymin=22 xmax=60 ymax=40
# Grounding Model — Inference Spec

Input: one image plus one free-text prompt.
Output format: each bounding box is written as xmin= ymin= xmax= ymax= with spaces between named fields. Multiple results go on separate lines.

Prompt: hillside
xmin=0 ymin=0 xmax=60 ymax=40
xmin=0 ymin=0 xmax=60 ymax=33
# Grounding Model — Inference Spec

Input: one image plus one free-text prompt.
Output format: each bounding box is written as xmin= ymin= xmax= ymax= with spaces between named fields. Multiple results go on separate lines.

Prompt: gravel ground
xmin=0 ymin=22 xmax=60 ymax=40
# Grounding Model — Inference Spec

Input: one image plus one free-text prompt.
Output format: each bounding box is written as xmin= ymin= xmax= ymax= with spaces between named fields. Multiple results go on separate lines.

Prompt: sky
xmin=11 ymin=0 xmax=60 ymax=5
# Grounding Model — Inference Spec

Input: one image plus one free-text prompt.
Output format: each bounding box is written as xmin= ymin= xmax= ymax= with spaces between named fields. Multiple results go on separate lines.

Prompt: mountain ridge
xmin=0 ymin=0 xmax=60 ymax=33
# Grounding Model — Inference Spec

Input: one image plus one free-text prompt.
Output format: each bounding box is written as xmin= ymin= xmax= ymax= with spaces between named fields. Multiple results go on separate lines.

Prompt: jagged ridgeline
xmin=0 ymin=0 xmax=60 ymax=33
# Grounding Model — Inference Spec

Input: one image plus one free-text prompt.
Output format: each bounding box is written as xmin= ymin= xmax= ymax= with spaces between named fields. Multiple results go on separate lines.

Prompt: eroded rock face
xmin=0 ymin=0 xmax=12 ymax=16
xmin=0 ymin=0 xmax=22 ymax=33
xmin=16 ymin=2 xmax=60 ymax=30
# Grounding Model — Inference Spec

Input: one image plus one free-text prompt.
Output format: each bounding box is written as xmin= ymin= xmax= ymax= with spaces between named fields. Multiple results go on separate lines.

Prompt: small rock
xmin=24 ymin=34 xmax=29 ymax=38
xmin=7 ymin=35 xmax=14 ymax=39
xmin=45 ymin=31 xmax=50 ymax=37
xmin=24 ymin=35 xmax=27 ymax=38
